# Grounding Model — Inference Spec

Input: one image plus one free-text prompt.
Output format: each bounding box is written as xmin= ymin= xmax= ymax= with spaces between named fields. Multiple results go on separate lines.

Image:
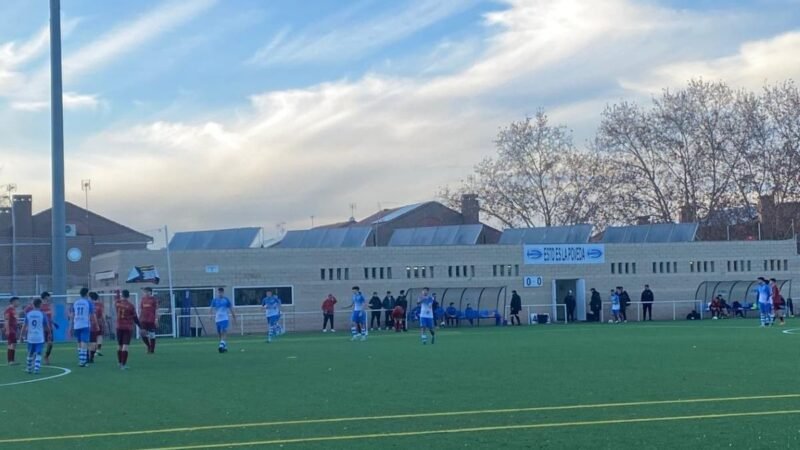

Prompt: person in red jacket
xmin=392 ymin=304 xmax=405 ymax=332
xmin=321 ymin=294 xmax=337 ymax=332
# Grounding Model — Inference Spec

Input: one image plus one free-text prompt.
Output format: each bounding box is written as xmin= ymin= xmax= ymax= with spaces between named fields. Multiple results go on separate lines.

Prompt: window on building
xmin=448 ymin=266 xmax=453 ymax=278
xmin=345 ymin=268 xmax=350 ymax=280
xmin=514 ymin=265 xmax=519 ymax=277
xmin=764 ymin=260 xmax=768 ymax=271
xmin=413 ymin=267 xmax=419 ymax=278
xmin=673 ymin=262 xmax=677 ymax=273
xmin=463 ymin=266 xmax=468 ymax=278
xmin=632 ymin=262 xmax=637 ymax=274
xmin=747 ymin=261 xmax=751 ymax=272
xmin=471 ymin=265 xmax=476 ymax=277
xmin=406 ymin=267 xmax=411 ymax=279
xmin=364 ymin=268 xmax=369 ymax=279
xmin=710 ymin=261 xmax=715 ymax=272
xmin=328 ymin=269 xmax=334 ymax=280
xmin=421 ymin=266 xmax=427 ymax=278
xmin=777 ymin=260 xmax=782 ymax=271
xmin=233 ymin=286 xmax=294 ymax=306
xmin=429 ymin=266 xmax=435 ymax=278
xmin=371 ymin=267 xmax=376 ymax=279
xmin=733 ymin=261 xmax=738 ymax=272
xmin=703 ymin=261 xmax=708 ymax=273
xmin=784 ymin=259 xmax=789 ymax=271
xmin=493 ymin=265 xmax=498 ymax=277
xmin=659 ymin=262 xmax=664 ymax=273
xmin=770 ymin=259 xmax=775 ymax=271
xmin=652 ymin=262 xmax=657 ymax=273
xmin=500 ymin=265 xmax=505 ymax=276
xmin=336 ymin=268 xmax=342 ymax=280
xmin=456 ymin=266 xmax=462 ymax=277
xmin=727 ymin=261 xmax=731 ymax=272
xmin=379 ymin=267 xmax=385 ymax=279
xmin=387 ymin=267 xmax=392 ymax=279
xmin=611 ymin=263 xmax=616 ymax=274
xmin=321 ymin=269 xmax=326 ymax=280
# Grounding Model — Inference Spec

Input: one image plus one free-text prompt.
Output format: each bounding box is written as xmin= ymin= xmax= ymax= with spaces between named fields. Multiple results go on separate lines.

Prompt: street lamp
xmin=81 ymin=179 xmax=91 ymax=232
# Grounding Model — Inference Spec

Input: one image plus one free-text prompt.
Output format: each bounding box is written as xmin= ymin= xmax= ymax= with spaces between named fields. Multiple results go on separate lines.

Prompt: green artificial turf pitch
xmin=1 ymin=321 xmax=799 ymax=449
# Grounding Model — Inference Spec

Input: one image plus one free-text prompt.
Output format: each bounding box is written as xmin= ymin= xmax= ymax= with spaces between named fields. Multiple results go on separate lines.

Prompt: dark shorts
xmin=44 ymin=329 xmax=53 ymax=343
xmin=117 ymin=329 xmax=133 ymax=346
xmin=5 ymin=331 xmax=17 ymax=345
xmin=141 ymin=322 xmax=157 ymax=333
xmin=90 ymin=330 xmax=102 ymax=342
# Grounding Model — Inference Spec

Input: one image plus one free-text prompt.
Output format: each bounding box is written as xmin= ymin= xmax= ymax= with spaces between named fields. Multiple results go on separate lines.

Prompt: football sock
xmin=34 ymin=355 xmax=41 ymax=373
xmin=45 ymin=344 xmax=52 ymax=358
xmin=7 ymin=349 xmax=14 ymax=363
xmin=117 ymin=350 xmax=122 ymax=364
xmin=26 ymin=355 xmax=33 ymax=372
xmin=122 ymin=351 xmax=129 ymax=365
xmin=149 ymin=339 xmax=156 ymax=353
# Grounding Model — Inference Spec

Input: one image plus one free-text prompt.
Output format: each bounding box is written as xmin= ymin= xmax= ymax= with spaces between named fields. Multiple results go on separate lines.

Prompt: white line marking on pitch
xmin=0 ymin=366 xmax=72 ymax=387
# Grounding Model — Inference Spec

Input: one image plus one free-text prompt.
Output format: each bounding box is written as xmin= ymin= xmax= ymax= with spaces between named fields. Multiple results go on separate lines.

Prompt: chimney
xmin=12 ymin=195 xmax=33 ymax=237
xmin=678 ymin=204 xmax=696 ymax=224
xmin=461 ymin=194 xmax=480 ymax=224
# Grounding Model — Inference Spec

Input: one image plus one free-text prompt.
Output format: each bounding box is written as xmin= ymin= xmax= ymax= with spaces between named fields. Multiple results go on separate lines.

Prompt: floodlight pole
xmin=164 ymin=225 xmax=176 ymax=338
xmin=50 ymin=0 xmax=67 ymax=296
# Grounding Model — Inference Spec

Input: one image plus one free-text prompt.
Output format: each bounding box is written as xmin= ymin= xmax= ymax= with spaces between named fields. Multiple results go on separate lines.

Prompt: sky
xmin=1 ymin=0 xmax=799 ymax=239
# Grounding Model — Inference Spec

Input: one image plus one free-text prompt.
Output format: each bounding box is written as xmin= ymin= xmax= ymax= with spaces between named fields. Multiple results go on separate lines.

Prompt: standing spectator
xmin=321 ymin=294 xmax=337 ymax=332
xmin=445 ymin=303 xmax=459 ymax=327
xmin=564 ymin=290 xmax=576 ymax=323
xmin=369 ymin=292 xmax=382 ymax=331
xmin=382 ymin=291 xmax=395 ymax=330
xmin=396 ymin=290 xmax=408 ymax=332
xmin=641 ymin=285 xmax=654 ymax=321
xmin=589 ymin=288 xmax=602 ymax=322
xmin=510 ymin=291 xmax=522 ymax=326
xmin=618 ymin=287 xmax=630 ymax=322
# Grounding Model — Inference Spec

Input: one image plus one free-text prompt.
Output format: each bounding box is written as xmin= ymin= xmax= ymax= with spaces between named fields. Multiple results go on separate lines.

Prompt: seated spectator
xmin=686 ymin=310 xmax=701 ymax=320
xmin=445 ymin=303 xmax=459 ymax=328
xmin=465 ymin=304 xmax=476 ymax=326
xmin=732 ymin=300 xmax=745 ymax=318
xmin=709 ymin=296 xmax=725 ymax=319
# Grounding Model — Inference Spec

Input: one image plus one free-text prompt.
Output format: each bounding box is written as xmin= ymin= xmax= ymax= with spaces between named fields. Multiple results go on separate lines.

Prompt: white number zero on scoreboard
xmin=523 ymin=276 xmax=543 ymax=288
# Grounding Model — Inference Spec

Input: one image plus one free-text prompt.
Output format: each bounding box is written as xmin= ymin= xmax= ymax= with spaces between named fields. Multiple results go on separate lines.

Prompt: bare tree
xmin=442 ymin=111 xmax=618 ymax=228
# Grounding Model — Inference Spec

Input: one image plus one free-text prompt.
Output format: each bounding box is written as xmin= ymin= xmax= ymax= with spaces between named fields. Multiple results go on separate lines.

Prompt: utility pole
xmin=50 ymin=0 xmax=67 ymax=295
xmin=2 ymin=184 xmax=17 ymax=293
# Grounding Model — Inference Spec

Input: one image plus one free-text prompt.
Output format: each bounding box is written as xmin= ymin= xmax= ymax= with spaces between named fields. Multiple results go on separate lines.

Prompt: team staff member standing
xmin=641 ymin=285 xmax=654 ymax=321
xmin=369 ymin=292 xmax=382 ymax=331
xmin=322 ymin=294 xmax=337 ymax=332
xmin=140 ymin=287 xmax=158 ymax=354
xmin=510 ymin=291 xmax=522 ymax=326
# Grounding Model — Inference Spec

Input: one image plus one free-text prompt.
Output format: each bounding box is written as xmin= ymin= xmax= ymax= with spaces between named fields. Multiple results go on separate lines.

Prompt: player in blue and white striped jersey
xmin=21 ymin=298 xmax=50 ymax=374
xmin=261 ymin=290 xmax=282 ymax=343
xmin=418 ymin=288 xmax=436 ymax=345
xmin=69 ymin=287 xmax=97 ymax=367
xmin=346 ymin=286 xmax=367 ymax=341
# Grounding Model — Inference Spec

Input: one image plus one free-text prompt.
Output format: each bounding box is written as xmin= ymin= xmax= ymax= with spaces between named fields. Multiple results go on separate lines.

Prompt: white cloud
xmin=248 ymin=0 xmax=477 ymax=66
xmin=7 ymin=0 xmax=800 ymax=233
xmin=11 ymin=91 xmax=102 ymax=112
xmin=621 ymin=31 xmax=800 ymax=93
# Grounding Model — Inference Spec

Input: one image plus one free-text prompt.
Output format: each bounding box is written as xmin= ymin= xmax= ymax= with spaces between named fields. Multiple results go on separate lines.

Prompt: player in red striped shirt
xmin=89 ymin=292 xmax=105 ymax=363
xmin=4 ymin=297 xmax=19 ymax=365
xmin=139 ymin=287 xmax=158 ymax=354
xmin=115 ymin=290 xmax=139 ymax=370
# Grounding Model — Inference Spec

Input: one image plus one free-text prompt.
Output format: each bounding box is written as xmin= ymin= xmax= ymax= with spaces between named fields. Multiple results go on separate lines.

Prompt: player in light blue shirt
xmin=346 ymin=286 xmax=367 ymax=341
xmin=21 ymin=298 xmax=49 ymax=374
xmin=69 ymin=288 xmax=96 ymax=367
xmin=210 ymin=287 xmax=236 ymax=353
xmin=418 ymin=288 xmax=436 ymax=345
xmin=261 ymin=290 xmax=282 ymax=343
xmin=755 ymin=277 xmax=772 ymax=327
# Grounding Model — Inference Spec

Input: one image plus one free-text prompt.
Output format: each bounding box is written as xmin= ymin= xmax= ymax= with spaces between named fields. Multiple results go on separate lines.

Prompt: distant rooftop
xmin=274 ymin=227 xmax=373 ymax=248
xmin=388 ymin=224 xmax=488 ymax=246
xmin=600 ymin=223 xmax=698 ymax=243
xmin=169 ymin=227 xmax=262 ymax=251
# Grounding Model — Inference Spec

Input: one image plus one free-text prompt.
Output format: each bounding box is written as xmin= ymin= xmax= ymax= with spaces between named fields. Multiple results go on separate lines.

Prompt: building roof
xmin=498 ymin=225 xmax=593 ymax=245
xmin=32 ymin=202 xmax=151 ymax=242
xmin=600 ymin=223 xmax=698 ymax=243
xmin=388 ymin=224 xmax=487 ymax=246
xmin=274 ymin=227 xmax=373 ymax=248
xmin=169 ymin=227 xmax=262 ymax=250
